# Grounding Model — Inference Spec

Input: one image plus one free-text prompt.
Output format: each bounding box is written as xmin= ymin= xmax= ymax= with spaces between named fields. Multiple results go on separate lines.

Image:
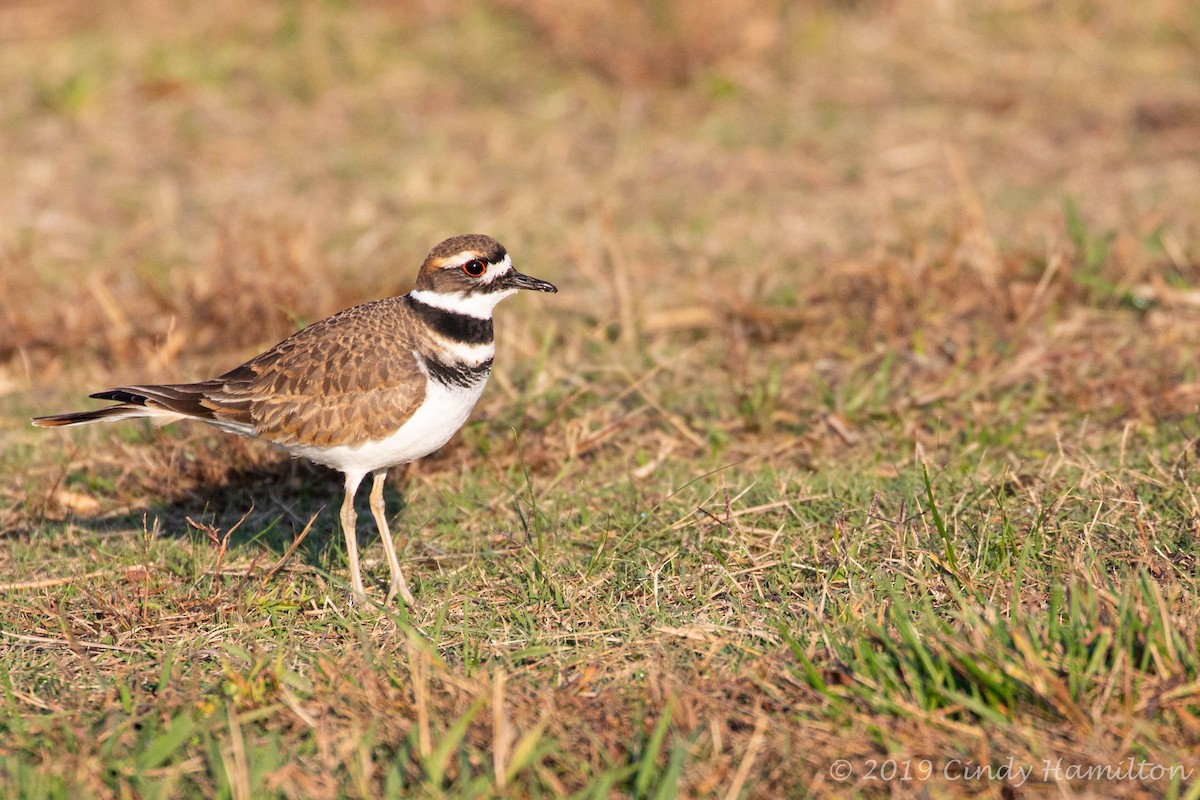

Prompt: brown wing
xmin=198 ymin=297 xmax=427 ymax=448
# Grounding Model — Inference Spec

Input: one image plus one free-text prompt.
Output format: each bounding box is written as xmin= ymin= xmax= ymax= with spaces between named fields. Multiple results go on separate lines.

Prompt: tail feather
xmin=32 ymin=405 xmax=158 ymax=428
xmin=33 ymin=383 xmax=231 ymax=430
xmin=34 ymin=379 xmax=258 ymax=435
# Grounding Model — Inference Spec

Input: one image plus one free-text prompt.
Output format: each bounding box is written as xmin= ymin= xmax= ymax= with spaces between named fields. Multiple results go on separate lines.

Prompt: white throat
xmin=409 ymin=287 xmax=515 ymax=319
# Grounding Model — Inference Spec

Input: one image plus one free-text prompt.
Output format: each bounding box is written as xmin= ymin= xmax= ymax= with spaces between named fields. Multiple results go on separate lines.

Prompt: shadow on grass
xmin=11 ymin=452 xmax=414 ymax=582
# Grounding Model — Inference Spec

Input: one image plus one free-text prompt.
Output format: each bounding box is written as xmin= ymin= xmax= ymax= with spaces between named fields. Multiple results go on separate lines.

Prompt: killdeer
xmin=33 ymin=234 xmax=557 ymax=605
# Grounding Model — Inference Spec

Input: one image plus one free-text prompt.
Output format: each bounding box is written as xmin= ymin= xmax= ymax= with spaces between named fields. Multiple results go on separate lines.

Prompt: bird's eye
xmin=462 ymin=259 xmax=487 ymax=277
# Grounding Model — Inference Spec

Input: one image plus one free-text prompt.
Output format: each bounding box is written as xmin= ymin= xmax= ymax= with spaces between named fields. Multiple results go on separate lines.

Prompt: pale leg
xmin=370 ymin=468 xmax=415 ymax=605
xmin=340 ymin=472 xmax=366 ymax=600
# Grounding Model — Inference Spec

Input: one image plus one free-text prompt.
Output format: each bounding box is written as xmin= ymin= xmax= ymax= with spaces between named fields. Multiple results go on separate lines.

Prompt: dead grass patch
xmin=2 ymin=1 xmax=1200 ymax=797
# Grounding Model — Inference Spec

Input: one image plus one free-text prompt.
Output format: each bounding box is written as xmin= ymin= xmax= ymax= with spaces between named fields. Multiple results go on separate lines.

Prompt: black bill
xmin=505 ymin=270 xmax=558 ymax=293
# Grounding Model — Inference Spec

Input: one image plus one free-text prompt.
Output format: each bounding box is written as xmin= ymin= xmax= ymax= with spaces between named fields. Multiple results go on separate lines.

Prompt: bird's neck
xmin=407 ymin=288 xmax=513 ymax=320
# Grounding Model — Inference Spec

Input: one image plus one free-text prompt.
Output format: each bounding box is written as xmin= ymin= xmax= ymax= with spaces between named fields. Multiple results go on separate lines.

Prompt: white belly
xmin=283 ymin=377 xmax=486 ymax=478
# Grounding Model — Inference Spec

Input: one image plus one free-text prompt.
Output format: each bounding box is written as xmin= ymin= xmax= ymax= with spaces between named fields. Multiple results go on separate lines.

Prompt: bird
xmin=33 ymin=234 xmax=558 ymax=605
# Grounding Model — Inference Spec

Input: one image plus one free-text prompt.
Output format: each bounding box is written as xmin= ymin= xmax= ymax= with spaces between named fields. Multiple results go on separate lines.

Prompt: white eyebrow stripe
xmin=443 ymin=252 xmax=476 ymax=268
xmin=482 ymin=254 xmax=513 ymax=284
xmin=440 ymin=252 xmax=512 ymax=284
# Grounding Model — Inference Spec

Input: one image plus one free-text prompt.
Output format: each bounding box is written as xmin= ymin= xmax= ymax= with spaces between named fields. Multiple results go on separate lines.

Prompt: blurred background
xmin=3 ymin=4 xmax=1200 ymax=795
xmin=2 ymin=0 xmax=1200 ymax=497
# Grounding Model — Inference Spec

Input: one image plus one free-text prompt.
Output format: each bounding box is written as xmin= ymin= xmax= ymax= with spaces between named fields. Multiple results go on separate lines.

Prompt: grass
xmin=2 ymin=1 xmax=1200 ymax=797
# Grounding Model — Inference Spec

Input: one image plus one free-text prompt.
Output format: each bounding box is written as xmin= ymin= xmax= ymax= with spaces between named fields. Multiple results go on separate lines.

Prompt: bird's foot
xmin=386 ymin=576 xmax=416 ymax=606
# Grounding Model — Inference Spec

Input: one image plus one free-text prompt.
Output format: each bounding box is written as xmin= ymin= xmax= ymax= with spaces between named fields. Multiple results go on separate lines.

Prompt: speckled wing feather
xmin=35 ymin=297 xmax=428 ymax=447
xmin=194 ymin=297 xmax=426 ymax=448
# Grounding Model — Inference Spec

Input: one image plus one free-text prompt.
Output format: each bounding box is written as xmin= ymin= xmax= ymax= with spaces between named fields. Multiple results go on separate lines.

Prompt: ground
xmin=1 ymin=1 xmax=1199 ymax=798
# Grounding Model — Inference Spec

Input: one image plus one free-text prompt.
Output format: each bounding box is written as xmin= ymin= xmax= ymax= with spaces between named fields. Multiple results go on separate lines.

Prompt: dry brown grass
xmin=495 ymin=0 xmax=783 ymax=86
xmin=2 ymin=1 xmax=1200 ymax=797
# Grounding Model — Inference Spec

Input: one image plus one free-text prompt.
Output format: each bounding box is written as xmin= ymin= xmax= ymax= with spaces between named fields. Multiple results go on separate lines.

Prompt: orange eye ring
xmin=462 ymin=259 xmax=486 ymax=277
